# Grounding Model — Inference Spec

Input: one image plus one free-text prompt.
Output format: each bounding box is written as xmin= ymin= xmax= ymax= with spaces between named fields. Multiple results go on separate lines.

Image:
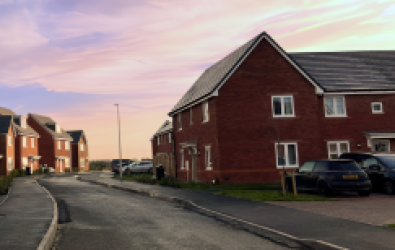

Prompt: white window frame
xmin=202 ymin=101 xmax=209 ymax=122
xmin=190 ymin=108 xmax=193 ymax=124
xmin=178 ymin=113 xmax=182 ymax=131
xmin=324 ymin=96 xmax=347 ymax=117
xmin=371 ymin=102 xmax=383 ymax=114
xmin=271 ymin=96 xmax=295 ymax=117
xmin=327 ymin=141 xmax=350 ymax=159
xmin=169 ymin=133 xmax=171 ymax=143
xmin=80 ymin=143 xmax=84 ymax=151
xmin=31 ymin=138 xmax=35 ymax=148
xmin=180 ymin=149 xmax=184 ymax=169
xmin=57 ymin=141 xmax=61 ymax=150
xmin=205 ymin=146 xmax=212 ymax=170
xmin=22 ymin=136 xmax=27 ymax=148
xmin=65 ymin=141 xmax=69 ymax=150
xmin=7 ymin=157 xmax=13 ymax=171
xmin=275 ymin=142 xmax=299 ymax=169
xmin=8 ymin=136 xmax=12 ymax=146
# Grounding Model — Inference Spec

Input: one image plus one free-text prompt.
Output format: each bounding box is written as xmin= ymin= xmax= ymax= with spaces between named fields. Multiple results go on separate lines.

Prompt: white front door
xmin=372 ymin=140 xmax=390 ymax=152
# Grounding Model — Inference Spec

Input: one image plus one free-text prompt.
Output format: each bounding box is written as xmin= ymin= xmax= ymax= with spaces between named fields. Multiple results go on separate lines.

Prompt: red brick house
xmin=0 ymin=115 xmax=15 ymax=176
xmin=165 ymin=31 xmax=395 ymax=184
xmin=151 ymin=121 xmax=175 ymax=176
xmin=66 ymin=130 xmax=89 ymax=171
xmin=27 ymin=114 xmax=72 ymax=172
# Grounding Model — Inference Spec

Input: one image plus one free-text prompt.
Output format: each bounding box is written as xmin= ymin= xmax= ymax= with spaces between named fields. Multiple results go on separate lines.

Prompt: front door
xmin=30 ymin=161 xmax=33 ymax=174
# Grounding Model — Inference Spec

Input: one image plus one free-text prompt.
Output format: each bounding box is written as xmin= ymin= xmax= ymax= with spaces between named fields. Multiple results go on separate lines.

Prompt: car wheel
xmin=318 ymin=182 xmax=332 ymax=197
xmin=357 ymin=190 xmax=371 ymax=196
xmin=384 ymin=180 xmax=395 ymax=195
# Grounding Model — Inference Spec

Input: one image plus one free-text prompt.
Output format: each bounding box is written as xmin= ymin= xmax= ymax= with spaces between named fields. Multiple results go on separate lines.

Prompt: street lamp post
xmin=115 ymin=104 xmax=123 ymax=182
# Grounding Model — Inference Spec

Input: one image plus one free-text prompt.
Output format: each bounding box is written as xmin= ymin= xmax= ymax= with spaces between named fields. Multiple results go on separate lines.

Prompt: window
xmin=299 ymin=161 xmax=315 ymax=172
xmin=80 ymin=143 xmax=84 ymax=151
xmin=80 ymin=158 xmax=85 ymax=168
xmin=202 ymin=101 xmax=209 ymax=122
xmin=8 ymin=136 xmax=12 ymax=146
xmin=190 ymin=108 xmax=193 ymax=124
xmin=372 ymin=102 xmax=383 ymax=114
xmin=324 ymin=96 xmax=346 ymax=117
xmin=65 ymin=158 xmax=70 ymax=168
xmin=157 ymin=136 xmax=159 ymax=145
xmin=205 ymin=146 xmax=212 ymax=170
xmin=178 ymin=113 xmax=182 ymax=130
xmin=65 ymin=141 xmax=69 ymax=150
xmin=179 ymin=150 xmax=184 ymax=169
xmin=372 ymin=140 xmax=390 ymax=152
xmin=327 ymin=141 xmax=349 ymax=159
xmin=57 ymin=141 xmax=62 ymax=150
xmin=7 ymin=157 xmax=13 ymax=171
xmin=272 ymin=96 xmax=295 ymax=117
xmin=169 ymin=133 xmax=171 ymax=143
xmin=275 ymin=142 xmax=298 ymax=168
xmin=22 ymin=157 xmax=28 ymax=169
xmin=31 ymin=138 xmax=35 ymax=148
xmin=22 ymin=136 xmax=27 ymax=148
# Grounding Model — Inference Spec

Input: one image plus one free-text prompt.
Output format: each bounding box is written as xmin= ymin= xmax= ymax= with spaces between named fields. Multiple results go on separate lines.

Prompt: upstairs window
xmin=202 ymin=101 xmax=209 ymax=122
xmin=272 ymin=96 xmax=295 ymax=117
xmin=22 ymin=136 xmax=27 ymax=148
xmin=178 ymin=113 xmax=182 ymax=130
xmin=8 ymin=136 xmax=12 ymax=146
xmin=157 ymin=137 xmax=159 ymax=145
xmin=324 ymin=96 xmax=346 ymax=117
xmin=372 ymin=102 xmax=383 ymax=114
xmin=190 ymin=108 xmax=193 ymax=124
xmin=205 ymin=146 xmax=212 ymax=170
xmin=80 ymin=143 xmax=84 ymax=151
xmin=31 ymin=138 xmax=35 ymax=148
xmin=57 ymin=141 xmax=62 ymax=150
xmin=169 ymin=133 xmax=171 ymax=143
xmin=65 ymin=141 xmax=69 ymax=150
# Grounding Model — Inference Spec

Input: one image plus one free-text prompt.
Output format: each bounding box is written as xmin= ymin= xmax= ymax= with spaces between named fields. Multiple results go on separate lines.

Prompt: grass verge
xmin=386 ymin=224 xmax=395 ymax=229
xmin=215 ymin=190 xmax=333 ymax=201
xmin=113 ymin=174 xmax=281 ymax=190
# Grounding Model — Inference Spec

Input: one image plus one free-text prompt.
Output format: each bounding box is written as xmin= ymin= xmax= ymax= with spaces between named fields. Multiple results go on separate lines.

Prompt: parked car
xmin=112 ymin=159 xmax=132 ymax=173
xmin=125 ymin=161 xmax=153 ymax=173
xmin=340 ymin=152 xmax=395 ymax=194
xmin=286 ymin=159 xmax=372 ymax=197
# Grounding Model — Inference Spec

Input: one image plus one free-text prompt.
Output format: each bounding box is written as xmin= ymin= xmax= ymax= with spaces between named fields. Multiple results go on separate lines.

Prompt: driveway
xmin=268 ymin=192 xmax=395 ymax=226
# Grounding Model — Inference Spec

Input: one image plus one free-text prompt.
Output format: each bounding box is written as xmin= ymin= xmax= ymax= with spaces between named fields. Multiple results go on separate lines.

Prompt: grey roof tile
xmin=66 ymin=130 xmax=87 ymax=144
xmin=288 ymin=51 xmax=395 ymax=92
xmin=168 ymin=32 xmax=265 ymax=115
xmin=0 ymin=116 xmax=12 ymax=134
xmin=29 ymin=114 xmax=73 ymax=140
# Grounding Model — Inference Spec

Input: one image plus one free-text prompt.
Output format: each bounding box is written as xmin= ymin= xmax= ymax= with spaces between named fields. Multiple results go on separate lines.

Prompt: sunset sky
xmin=1 ymin=0 xmax=395 ymax=160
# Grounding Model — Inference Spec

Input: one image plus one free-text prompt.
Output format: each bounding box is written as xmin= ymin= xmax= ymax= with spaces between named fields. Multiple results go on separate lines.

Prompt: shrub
xmin=158 ymin=176 xmax=182 ymax=188
xmin=65 ymin=168 xmax=71 ymax=173
xmin=33 ymin=169 xmax=41 ymax=175
xmin=44 ymin=168 xmax=50 ymax=174
xmin=135 ymin=175 xmax=156 ymax=184
xmin=72 ymin=167 xmax=79 ymax=172
xmin=0 ymin=175 xmax=13 ymax=195
xmin=9 ymin=169 xmax=20 ymax=178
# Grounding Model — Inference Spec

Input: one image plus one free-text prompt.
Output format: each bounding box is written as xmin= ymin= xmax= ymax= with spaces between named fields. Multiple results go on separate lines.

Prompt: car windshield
xmin=376 ymin=156 xmax=395 ymax=168
xmin=329 ymin=161 xmax=361 ymax=171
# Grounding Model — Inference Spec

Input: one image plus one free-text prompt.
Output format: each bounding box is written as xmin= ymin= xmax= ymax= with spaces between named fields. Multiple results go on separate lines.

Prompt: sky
xmin=1 ymin=0 xmax=395 ymax=160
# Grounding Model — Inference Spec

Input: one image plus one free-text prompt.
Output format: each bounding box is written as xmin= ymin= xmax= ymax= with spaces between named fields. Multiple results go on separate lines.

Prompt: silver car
xmin=126 ymin=161 xmax=153 ymax=173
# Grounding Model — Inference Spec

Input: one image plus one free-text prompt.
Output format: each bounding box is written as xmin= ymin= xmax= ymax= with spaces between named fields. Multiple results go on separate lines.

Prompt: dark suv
xmin=340 ymin=152 xmax=395 ymax=194
xmin=286 ymin=159 xmax=372 ymax=196
xmin=111 ymin=159 xmax=131 ymax=173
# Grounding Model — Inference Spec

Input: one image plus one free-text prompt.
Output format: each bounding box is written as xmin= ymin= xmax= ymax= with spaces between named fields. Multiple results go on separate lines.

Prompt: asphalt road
xmin=39 ymin=176 xmax=291 ymax=250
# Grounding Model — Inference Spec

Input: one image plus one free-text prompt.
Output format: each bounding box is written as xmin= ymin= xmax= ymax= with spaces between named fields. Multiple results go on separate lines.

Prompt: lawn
xmin=216 ymin=190 xmax=333 ymax=201
xmin=113 ymin=174 xmax=281 ymax=190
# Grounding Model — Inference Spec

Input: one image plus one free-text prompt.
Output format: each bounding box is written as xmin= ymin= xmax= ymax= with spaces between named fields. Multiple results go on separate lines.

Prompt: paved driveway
xmin=268 ymin=192 xmax=395 ymax=226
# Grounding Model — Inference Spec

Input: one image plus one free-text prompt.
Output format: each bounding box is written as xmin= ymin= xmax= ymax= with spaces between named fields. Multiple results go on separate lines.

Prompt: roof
xmin=288 ymin=51 xmax=395 ymax=92
xmin=168 ymin=32 xmax=265 ymax=115
xmin=12 ymin=116 xmax=40 ymax=137
xmin=29 ymin=114 xmax=73 ymax=140
xmin=66 ymin=130 xmax=87 ymax=144
xmin=0 ymin=116 xmax=13 ymax=135
xmin=151 ymin=121 xmax=173 ymax=140
xmin=0 ymin=107 xmax=16 ymax=116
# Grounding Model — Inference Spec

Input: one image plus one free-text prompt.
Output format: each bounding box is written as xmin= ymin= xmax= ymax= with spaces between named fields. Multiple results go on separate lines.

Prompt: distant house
xmin=27 ymin=114 xmax=72 ymax=172
xmin=0 ymin=115 xmax=15 ymax=176
xmin=150 ymin=120 xmax=174 ymax=176
xmin=66 ymin=130 xmax=89 ymax=171
xmin=0 ymin=107 xmax=41 ymax=175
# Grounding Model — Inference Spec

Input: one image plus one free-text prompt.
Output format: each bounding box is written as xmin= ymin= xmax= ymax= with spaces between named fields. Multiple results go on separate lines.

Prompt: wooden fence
xmin=153 ymin=153 xmax=176 ymax=178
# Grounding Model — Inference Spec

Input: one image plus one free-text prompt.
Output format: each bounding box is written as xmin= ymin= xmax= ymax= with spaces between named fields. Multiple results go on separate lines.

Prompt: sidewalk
xmin=82 ymin=173 xmax=395 ymax=250
xmin=0 ymin=177 xmax=54 ymax=250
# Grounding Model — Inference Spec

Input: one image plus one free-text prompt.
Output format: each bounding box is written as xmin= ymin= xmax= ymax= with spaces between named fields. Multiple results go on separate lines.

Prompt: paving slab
xmin=81 ymin=172 xmax=395 ymax=250
xmin=0 ymin=177 xmax=53 ymax=250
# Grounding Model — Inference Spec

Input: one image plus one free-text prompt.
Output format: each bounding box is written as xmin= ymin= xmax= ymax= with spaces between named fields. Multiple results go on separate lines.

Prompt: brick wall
xmin=15 ymin=135 xmax=39 ymax=173
xmin=0 ymin=127 xmax=15 ymax=176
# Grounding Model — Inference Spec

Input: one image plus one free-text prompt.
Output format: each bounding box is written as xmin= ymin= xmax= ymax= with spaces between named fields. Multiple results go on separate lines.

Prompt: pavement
xmin=38 ymin=176 xmax=294 ymax=250
xmin=0 ymin=176 xmax=54 ymax=250
xmin=80 ymin=172 xmax=395 ymax=250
